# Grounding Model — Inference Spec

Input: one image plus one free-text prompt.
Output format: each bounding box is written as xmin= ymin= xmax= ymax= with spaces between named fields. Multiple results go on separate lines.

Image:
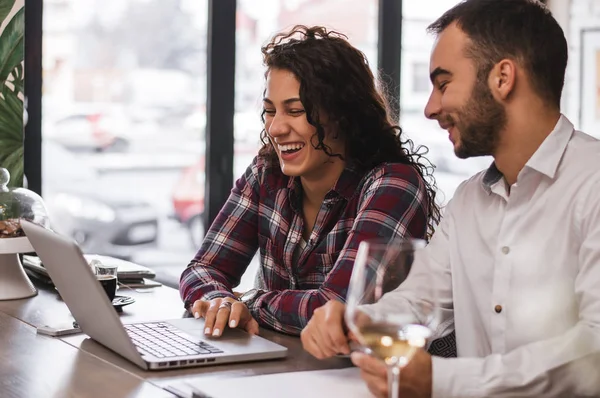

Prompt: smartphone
xmin=37 ymin=323 xmax=82 ymax=337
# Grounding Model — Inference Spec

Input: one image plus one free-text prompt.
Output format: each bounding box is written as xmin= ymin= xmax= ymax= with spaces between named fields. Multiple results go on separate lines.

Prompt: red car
xmin=172 ymin=158 xmax=205 ymax=247
xmin=171 ymin=144 xmax=260 ymax=247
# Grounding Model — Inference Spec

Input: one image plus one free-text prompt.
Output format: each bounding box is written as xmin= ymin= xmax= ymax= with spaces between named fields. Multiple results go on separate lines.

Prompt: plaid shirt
xmin=180 ymin=155 xmax=429 ymax=335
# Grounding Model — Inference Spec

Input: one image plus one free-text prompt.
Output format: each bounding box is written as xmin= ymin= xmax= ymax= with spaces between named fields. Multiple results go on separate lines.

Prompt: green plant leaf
xmin=0 ymin=77 xmax=23 ymax=187
xmin=0 ymin=83 xmax=22 ymax=141
xmin=0 ymin=144 xmax=22 ymax=187
xmin=0 ymin=0 xmax=16 ymax=29
xmin=10 ymin=74 xmax=22 ymax=95
xmin=7 ymin=64 xmax=23 ymax=95
xmin=0 ymin=6 xmax=23 ymax=87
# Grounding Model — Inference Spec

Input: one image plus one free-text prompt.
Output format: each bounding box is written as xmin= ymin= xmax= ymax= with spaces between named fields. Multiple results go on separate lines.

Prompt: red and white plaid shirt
xmin=180 ymin=155 xmax=429 ymax=335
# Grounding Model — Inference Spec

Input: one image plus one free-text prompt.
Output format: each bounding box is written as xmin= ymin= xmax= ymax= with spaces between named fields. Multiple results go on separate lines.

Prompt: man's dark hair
xmin=428 ymin=0 xmax=568 ymax=108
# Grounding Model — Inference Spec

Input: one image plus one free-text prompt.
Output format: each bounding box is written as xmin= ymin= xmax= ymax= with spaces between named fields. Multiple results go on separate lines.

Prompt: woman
xmin=179 ymin=25 xmax=440 ymax=337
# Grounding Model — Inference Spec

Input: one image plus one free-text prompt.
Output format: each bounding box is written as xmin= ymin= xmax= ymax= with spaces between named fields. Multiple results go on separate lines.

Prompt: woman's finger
xmin=245 ymin=318 xmax=260 ymax=335
xmin=211 ymin=300 xmax=234 ymax=337
xmin=228 ymin=301 xmax=245 ymax=328
xmin=191 ymin=300 xmax=208 ymax=319
xmin=203 ymin=299 xmax=221 ymax=335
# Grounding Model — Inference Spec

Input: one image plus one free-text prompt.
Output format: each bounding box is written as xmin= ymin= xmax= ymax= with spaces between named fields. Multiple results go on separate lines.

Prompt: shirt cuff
xmin=184 ymin=289 xmax=236 ymax=309
xmin=202 ymin=290 xmax=237 ymax=301
xmin=245 ymin=289 xmax=268 ymax=317
xmin=431 ymin=356 xmax=482 ymax=398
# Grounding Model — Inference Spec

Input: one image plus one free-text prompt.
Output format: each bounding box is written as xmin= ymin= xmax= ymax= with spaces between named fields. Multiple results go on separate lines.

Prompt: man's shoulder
xmin=566 ymin=130 xmax=600 ymax=156
xmin=452 ymin=169 xmax=489 ymax=198
xmin=561 ymin=131 xmax=600 ymax=180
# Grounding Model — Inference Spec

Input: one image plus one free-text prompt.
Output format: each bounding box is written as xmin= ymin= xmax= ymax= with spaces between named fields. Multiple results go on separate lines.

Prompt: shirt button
xmin=494 ymin=305 xmax=503 ymax=313
xmin=501 ymin=246 xmax=510 ymax=254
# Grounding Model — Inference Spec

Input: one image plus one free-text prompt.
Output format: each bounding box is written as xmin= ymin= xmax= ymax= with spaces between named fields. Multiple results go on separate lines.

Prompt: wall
xmin=551 ymin=0 xmax=600 ymax=137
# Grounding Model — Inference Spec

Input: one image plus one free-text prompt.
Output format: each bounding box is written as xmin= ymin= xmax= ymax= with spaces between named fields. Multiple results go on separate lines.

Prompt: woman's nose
xmin=267 ymin=113 xmax=290 ymax=137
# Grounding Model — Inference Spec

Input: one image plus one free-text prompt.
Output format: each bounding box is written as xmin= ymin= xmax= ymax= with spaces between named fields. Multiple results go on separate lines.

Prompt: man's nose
xmin=424 ymin=91 xmax=441 ymax=120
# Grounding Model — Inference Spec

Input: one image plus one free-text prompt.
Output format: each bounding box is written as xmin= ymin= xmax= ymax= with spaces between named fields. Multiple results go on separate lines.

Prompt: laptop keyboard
xmin=124 ymin=322 xmax=224 ymax=358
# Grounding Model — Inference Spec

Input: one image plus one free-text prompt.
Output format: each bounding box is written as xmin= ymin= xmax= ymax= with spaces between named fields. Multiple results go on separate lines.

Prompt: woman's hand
xmin=191 ymin=297 xmax=259 ymax=337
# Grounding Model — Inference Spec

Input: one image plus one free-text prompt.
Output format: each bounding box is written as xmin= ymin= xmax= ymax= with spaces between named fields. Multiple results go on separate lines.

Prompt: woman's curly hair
xmin=259 ymin=25 xmax=441 ymax=236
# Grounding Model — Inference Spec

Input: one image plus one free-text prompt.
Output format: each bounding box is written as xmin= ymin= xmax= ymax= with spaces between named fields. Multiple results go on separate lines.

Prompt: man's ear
xmin=489 ymin=59 xmax=517 ymax=101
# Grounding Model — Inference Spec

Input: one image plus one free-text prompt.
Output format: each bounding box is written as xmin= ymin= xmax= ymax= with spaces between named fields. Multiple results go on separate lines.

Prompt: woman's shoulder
xmin=359 ymin=162 xmax=423 ymax=189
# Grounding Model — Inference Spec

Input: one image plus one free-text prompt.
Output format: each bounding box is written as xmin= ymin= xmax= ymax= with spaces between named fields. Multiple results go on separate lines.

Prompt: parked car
xmin=172 ymin=158 xmax=205 ymax=248
xmin=44 ymin=111 xmax=130 ymax=153
xmin=171 ymin=143 xmax=258 ymax=248
xmin=41 ymin=140 xmax=158 ymax=259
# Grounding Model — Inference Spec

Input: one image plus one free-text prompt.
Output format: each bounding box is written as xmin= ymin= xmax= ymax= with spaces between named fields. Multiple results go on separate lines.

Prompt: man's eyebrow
xmin=429 ymin=67 xmax=452 ymax=84
xmin=262 ymin=97 xmax=302 ymax=105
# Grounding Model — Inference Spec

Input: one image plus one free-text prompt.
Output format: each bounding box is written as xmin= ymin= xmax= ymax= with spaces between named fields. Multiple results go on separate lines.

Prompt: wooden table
xmin=0 ymin=311 xmax=172 ymax=398
xmin=0 ymin=282 xmax=352 ymax=397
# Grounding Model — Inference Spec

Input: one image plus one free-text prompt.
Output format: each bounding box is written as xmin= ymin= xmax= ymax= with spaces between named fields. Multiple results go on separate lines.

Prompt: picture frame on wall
xmin=579 ymin=28 xmax=600 ymax=138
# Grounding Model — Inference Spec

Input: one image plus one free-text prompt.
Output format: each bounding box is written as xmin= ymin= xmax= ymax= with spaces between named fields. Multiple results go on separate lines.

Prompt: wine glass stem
xmin=387 ymin=365 xmax=401 ymax=398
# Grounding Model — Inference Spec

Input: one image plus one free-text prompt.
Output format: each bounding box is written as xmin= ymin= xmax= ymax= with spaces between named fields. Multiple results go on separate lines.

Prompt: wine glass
xmin=345 ymin=238 xmax=438 ymax=398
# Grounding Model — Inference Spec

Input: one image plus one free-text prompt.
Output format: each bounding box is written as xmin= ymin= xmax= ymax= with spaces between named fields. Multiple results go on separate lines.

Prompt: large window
xmin=36 ymin=0 xmax=595 ymax=291
xmin=42 ymin=0 xmax=208 ymax=284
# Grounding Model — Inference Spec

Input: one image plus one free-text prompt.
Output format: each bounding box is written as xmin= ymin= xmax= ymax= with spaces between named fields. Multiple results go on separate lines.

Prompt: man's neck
xmin=493 ymin=108 xmax=561 ymax=187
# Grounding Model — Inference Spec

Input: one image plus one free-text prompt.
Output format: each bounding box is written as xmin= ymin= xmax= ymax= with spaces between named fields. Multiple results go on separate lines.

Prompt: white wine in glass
xmin=359 ymin=321 xmax=432 ymax=367
xmin=345 ymin=238 xmax=438 ymax=398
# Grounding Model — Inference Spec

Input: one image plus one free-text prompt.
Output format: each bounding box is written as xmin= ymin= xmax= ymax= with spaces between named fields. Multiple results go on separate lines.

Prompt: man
xmin=300 ymin=0 xmax=600 ymax=397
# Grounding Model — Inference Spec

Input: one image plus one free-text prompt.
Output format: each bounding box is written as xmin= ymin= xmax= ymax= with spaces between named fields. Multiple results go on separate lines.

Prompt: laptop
xmin=22 ymin=220 xmax=288 ymax=370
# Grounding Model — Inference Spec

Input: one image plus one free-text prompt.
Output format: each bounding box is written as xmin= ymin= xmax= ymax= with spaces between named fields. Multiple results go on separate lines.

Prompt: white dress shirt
xmin=373 ymin=115 xmax=600 ymax=397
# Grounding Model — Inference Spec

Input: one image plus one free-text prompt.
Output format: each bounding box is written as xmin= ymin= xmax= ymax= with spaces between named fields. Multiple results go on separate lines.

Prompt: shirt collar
xmin=287 ymin=162 xmax=363 ymax=208
xmin=481 ymin=162 xmax=503 ymax=194
xmin=523 ymin=114 xmax=574 ymax=179
xmin=481 ymin=114 xmax=574 ymax=194
xmin=329 ymin=162 xmax=363 ymax=201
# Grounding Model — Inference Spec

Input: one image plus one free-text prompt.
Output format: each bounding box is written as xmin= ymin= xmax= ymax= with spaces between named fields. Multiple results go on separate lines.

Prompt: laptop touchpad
xmin=166 ymin=318 xmax=251 ymax=340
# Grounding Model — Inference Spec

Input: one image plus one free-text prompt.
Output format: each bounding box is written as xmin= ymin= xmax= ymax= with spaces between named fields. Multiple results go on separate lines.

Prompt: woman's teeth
xmin=279 ymin=143 xmax=304 ymax=153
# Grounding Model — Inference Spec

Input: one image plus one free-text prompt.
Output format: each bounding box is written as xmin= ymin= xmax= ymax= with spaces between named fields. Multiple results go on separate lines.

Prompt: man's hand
xmin=301 ymin=300 xmax=351 ymax=359
xmin=191 ymin=297 xmax=259 ymax=337
xmin=351 ymin=349 xmax=433 ymax=398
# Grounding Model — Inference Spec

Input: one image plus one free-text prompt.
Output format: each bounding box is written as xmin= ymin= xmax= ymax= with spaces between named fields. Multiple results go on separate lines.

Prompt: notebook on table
xmin=22 ymin=220 xmax=288 ymax=371
xmin=23 ymin=253 xmax=156 ymax=281
xmin=177 ymin=367 xmax=370 ymax=398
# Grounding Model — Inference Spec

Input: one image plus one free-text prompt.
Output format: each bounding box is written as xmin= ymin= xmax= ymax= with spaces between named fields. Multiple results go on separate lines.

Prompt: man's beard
xmin=447 ymin=78 xmax=507 ymax=159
